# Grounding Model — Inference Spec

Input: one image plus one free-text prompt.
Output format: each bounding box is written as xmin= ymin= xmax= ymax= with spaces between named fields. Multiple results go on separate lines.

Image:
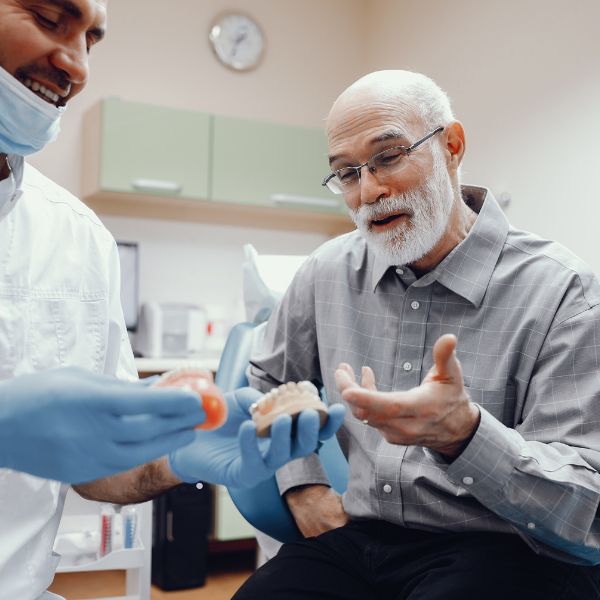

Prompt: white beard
xmin=349 ymin=151 xmax=455 ymax=267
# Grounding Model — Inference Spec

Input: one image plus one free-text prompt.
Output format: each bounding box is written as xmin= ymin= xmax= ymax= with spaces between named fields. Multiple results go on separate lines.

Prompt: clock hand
xmin=231 ymin=31 xmax=248 ymax=58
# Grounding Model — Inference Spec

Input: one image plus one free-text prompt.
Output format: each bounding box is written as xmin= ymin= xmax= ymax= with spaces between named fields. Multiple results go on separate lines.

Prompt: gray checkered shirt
xmin=248 ymin=186 xmax=600 ymax=565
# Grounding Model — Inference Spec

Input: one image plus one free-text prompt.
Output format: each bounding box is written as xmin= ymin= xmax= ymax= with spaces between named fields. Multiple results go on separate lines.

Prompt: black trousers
xmin=233 ymin=520 xmax=600 ymax=600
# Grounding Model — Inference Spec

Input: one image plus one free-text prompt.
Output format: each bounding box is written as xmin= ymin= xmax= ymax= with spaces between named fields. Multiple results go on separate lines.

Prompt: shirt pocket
xmin=27 ymin=297 xmax=106 ymax=373
xmin=463 ymin=383 xmax=517 ymax=425
xmin=0 ymin=296 xmax=26 ymax=378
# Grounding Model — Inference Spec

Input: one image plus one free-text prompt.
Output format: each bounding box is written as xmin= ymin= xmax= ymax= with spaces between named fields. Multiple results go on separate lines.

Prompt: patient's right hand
xmin=285 ymin=484 xmax=349 ymax=537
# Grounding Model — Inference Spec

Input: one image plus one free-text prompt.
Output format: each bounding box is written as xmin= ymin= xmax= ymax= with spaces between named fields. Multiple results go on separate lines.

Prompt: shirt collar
xmin=0 ymin=154 xmax=24 ymax=220
xmin=371 ymin=185 xmax=510 ymax=307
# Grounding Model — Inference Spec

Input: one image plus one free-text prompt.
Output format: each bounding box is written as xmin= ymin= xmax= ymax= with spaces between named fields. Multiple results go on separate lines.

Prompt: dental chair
xmin=215 ymin=321 xmax=349 ymax=544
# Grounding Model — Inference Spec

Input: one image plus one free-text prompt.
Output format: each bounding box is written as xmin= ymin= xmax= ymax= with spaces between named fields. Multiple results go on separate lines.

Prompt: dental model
xmin=250 ymin=381 xmax=328 ymax=437
xmin=153 ymin=368 xmax=228 ymax=431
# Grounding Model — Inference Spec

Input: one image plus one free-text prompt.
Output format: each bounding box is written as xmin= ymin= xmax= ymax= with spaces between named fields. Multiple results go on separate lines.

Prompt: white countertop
xmin=135 ymin=354 xmax=220 ymax=374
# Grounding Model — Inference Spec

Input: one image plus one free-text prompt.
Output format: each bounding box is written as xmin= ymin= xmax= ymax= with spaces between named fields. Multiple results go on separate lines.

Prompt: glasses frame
xmin=322 ymin=126 xmax=445 ymax=194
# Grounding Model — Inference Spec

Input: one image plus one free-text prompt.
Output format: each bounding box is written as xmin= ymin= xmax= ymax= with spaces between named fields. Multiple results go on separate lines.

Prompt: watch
xmin=208 ymin=13 xmax=265 ymax=72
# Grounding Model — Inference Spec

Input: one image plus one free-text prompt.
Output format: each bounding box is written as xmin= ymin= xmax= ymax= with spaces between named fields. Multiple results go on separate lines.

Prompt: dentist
xmin=0 ymin=1 xmax=344 ymax=598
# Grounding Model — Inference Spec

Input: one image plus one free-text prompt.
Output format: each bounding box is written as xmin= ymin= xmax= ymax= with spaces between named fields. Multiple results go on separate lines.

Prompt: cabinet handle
xmin=166 ymin=510 xmax=174 ymax=542
xmin=131 ymin=179 xmax=182 ymax=194
xmin=271 ymin=193 xmax=340 ymax=209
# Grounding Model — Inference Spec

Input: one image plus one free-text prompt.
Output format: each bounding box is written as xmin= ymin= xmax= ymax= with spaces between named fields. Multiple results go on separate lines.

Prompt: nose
xmin=49 ymin=40 xmax=89 ymax=88
xmin=358 ymin=166 xmax=389 ymax=206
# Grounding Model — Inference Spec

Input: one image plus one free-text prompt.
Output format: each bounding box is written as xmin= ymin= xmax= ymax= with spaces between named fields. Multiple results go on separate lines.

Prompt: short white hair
xmin=334 ymin=70 xmax=455 ymax=130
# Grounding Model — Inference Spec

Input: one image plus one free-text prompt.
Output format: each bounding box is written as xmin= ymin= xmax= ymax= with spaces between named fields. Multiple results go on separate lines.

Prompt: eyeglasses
xmin=322 ymin=126 xmax=444 ymax=195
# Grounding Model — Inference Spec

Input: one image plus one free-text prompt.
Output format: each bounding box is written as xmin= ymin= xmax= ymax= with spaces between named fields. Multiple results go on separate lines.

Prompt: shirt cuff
xmin=445 ymin=405 xmax=525 ymax=506
xmin=275 ymin=453 xmax=330 ymax=496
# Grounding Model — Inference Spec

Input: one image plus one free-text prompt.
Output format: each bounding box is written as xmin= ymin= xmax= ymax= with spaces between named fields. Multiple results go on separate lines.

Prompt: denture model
xmin=250 ymin=381 xmax=328 ymax=437
xmin=153 ymin=368 xmax=228 ymax=431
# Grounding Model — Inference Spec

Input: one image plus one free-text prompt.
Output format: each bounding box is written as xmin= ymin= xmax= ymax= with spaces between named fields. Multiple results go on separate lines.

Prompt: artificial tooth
xmin=259 ymin=396 xmax=274 ymax=414
xmin=298 ymin=381 xmax=319 ymax=395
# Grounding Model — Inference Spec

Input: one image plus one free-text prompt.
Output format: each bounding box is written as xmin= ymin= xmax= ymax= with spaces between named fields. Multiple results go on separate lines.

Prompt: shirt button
xmin=396 ymin=268 xmax=404 ymax=275
xmin=403 ymin=362 xmax=412 ymax=371
xmin=383 ymin=484 xmax=392 ymax=494
xmin=527 ymin=522 xmax=536 ymax=530
xmin=462 ymin=476 xmax=474 ymax=485
xmin=411 ymin=301 xmax=420 ymax=310
xmin=195 ymin=482 xmax=204 ymax=490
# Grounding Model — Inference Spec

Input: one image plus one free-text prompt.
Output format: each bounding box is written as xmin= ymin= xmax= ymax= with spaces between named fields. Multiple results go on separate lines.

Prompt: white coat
xmin=0 ymin=156 xmax=136 ymax=599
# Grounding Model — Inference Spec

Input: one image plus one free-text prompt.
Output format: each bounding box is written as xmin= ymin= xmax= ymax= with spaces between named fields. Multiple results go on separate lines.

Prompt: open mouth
xmin=370 ymin=212 xmax=409 ymax=229
xmin=21 ymin=77 xmax=68 ymax=108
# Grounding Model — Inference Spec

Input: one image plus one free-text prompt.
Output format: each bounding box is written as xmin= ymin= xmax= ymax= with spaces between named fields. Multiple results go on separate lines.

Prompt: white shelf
xmin=55 ymin=493 xmax=152 ymax=600
xmin=57 ymin=548 xmax=145 ymax=573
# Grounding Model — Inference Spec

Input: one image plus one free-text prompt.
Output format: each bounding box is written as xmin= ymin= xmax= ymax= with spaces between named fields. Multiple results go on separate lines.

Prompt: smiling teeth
xmin=24 ymin=78 xmax=61 ymax=104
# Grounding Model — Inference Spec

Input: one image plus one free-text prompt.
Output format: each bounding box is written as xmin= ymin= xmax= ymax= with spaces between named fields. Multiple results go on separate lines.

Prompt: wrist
xmin=285 ymin=484 xmax=330 ymax=507
xmin=167 ymin=451 xmax=195 ymax=484
xmin=438 ymin=404 xmax=481 ymax=460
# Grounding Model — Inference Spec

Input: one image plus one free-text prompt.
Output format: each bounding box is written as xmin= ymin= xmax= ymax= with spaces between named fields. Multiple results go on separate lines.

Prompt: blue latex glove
xmin=0 ymin=367 xmax=204 ymax=483
xmin=168 ymin=387 xmax=346 ymax=488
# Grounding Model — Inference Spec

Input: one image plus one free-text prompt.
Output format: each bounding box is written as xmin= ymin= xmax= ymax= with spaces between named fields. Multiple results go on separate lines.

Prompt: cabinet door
xmin=211 ymin=115 xmax=345 ymax=214
xmin=99 ymin=99 xmax=211 ymax=200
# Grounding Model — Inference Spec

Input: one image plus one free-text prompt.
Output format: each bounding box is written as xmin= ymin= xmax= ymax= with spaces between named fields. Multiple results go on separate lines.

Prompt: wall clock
xmin=209 ymin=13 xmax=265 ymax=72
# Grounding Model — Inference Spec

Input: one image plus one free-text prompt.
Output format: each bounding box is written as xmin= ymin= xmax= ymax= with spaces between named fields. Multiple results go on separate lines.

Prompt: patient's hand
xmin=285 ymin=484 xmax=349 ymax=538
xmin=336 ymin=334 xmax=480 ymax=460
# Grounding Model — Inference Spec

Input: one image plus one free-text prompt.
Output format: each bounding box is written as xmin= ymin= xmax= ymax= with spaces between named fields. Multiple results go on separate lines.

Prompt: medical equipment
xmin=135 ymin=302 xmax=207 ymax=358
xmin=0 ymin=368 xmax=202 ymax=483
xmin=122 ymin=506 xmax=138 ymax=549
xmin=250 ymin=381 xmax=328 ymax=437
xmin=153 ymin=368 xmax=227 ymax=431
xmin=167 ymin=387 xmax=345 ymax=488
xmin=99 ymin=504 xmax=115 ymax=557
xmin=116 ymin=241 xmax=139 ymax=332
xmin=0 ymin=64 xmax=65 ymax=156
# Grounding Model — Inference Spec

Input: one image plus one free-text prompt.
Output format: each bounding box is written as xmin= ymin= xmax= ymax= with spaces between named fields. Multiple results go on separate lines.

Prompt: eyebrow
xmin=328 ymin=129 xmax=412 ymax=166
xmin=44 ymin=0 xmax=106 ymax=41
xmin=371 ymin=129 xmax=411 ymax=144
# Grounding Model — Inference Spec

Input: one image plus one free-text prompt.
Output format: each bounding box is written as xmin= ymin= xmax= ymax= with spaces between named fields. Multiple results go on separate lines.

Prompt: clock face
xmin=209 ymin=13 xmax=265 ymax=72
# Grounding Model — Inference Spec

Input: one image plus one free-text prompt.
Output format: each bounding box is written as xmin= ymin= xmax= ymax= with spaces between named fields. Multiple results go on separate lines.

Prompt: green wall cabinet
xmin=211 ymin=115 xmax=344 ymax=214
xmin=83 ymin=99 xmax=352 ymax=235
xmin=87 ymin=98 xmax=211 ymax=200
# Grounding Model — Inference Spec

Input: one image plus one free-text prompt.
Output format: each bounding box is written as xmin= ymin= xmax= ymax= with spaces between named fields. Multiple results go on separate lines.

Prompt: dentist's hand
xmin=0 ymin=367 xmax=204 ymax=483
xmin=168 ymin=387 xmax=346 ymax=489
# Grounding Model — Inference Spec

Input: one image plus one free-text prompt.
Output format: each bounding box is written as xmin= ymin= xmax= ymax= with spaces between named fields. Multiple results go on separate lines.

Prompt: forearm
xmin=73 ymin=457 xmax=181 ymax=504
xmin=445 ymin=408 xmax=600 ymax=564
xmin=284 ymin=483 xmax=348 ymax=537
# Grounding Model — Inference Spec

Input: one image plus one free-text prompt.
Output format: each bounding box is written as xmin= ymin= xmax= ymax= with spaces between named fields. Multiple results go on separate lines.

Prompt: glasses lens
xmin=325 ymin=175 xmax=344 ymax=194
xmin=371 ymin=147 xmax=407 ymax=173
xmin=335 ymin=167 xmax=361 ymax=190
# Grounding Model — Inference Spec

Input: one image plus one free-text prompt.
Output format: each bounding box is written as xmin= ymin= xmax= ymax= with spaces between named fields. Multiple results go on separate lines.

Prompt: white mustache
xmin=351 ymin=196 xmax=417 ymax=228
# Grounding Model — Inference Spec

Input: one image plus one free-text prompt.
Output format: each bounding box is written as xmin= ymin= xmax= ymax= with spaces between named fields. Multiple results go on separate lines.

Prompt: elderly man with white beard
xmin=232 ymin=70 xmax=600 ymax=600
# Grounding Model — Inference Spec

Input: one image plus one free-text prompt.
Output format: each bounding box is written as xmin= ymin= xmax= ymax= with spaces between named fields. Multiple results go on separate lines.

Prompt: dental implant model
xmin=250 ymin=381 xmax=328 ymax=437
xmin=153 ymin=368 xmax=228 ymax=431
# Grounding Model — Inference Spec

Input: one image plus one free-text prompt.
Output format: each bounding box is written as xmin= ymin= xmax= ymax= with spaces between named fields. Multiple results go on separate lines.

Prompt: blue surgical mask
xmin=0 ymin=65 xmax=66 ymax=156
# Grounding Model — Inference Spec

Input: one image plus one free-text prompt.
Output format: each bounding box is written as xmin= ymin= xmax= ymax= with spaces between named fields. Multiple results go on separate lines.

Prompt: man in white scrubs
xmin=0 ymin=1 xmax=345 ymax=597
xmin=0 ymin=1 xmax=202 ymax=596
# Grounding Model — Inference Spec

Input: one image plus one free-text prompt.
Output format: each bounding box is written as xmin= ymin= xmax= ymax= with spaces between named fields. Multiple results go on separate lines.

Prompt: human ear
xmin=444 ymin=121 xmax=466 ymax=172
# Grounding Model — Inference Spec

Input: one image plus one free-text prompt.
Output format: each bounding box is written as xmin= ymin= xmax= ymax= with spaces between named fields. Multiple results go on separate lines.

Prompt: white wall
xmin=365 ymin=0 xmax=600 ymax=273
xmin=28 ymin=0 xmax=600 ymax=308
xmin=29 ymin=0 xmax=367 ymax=307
